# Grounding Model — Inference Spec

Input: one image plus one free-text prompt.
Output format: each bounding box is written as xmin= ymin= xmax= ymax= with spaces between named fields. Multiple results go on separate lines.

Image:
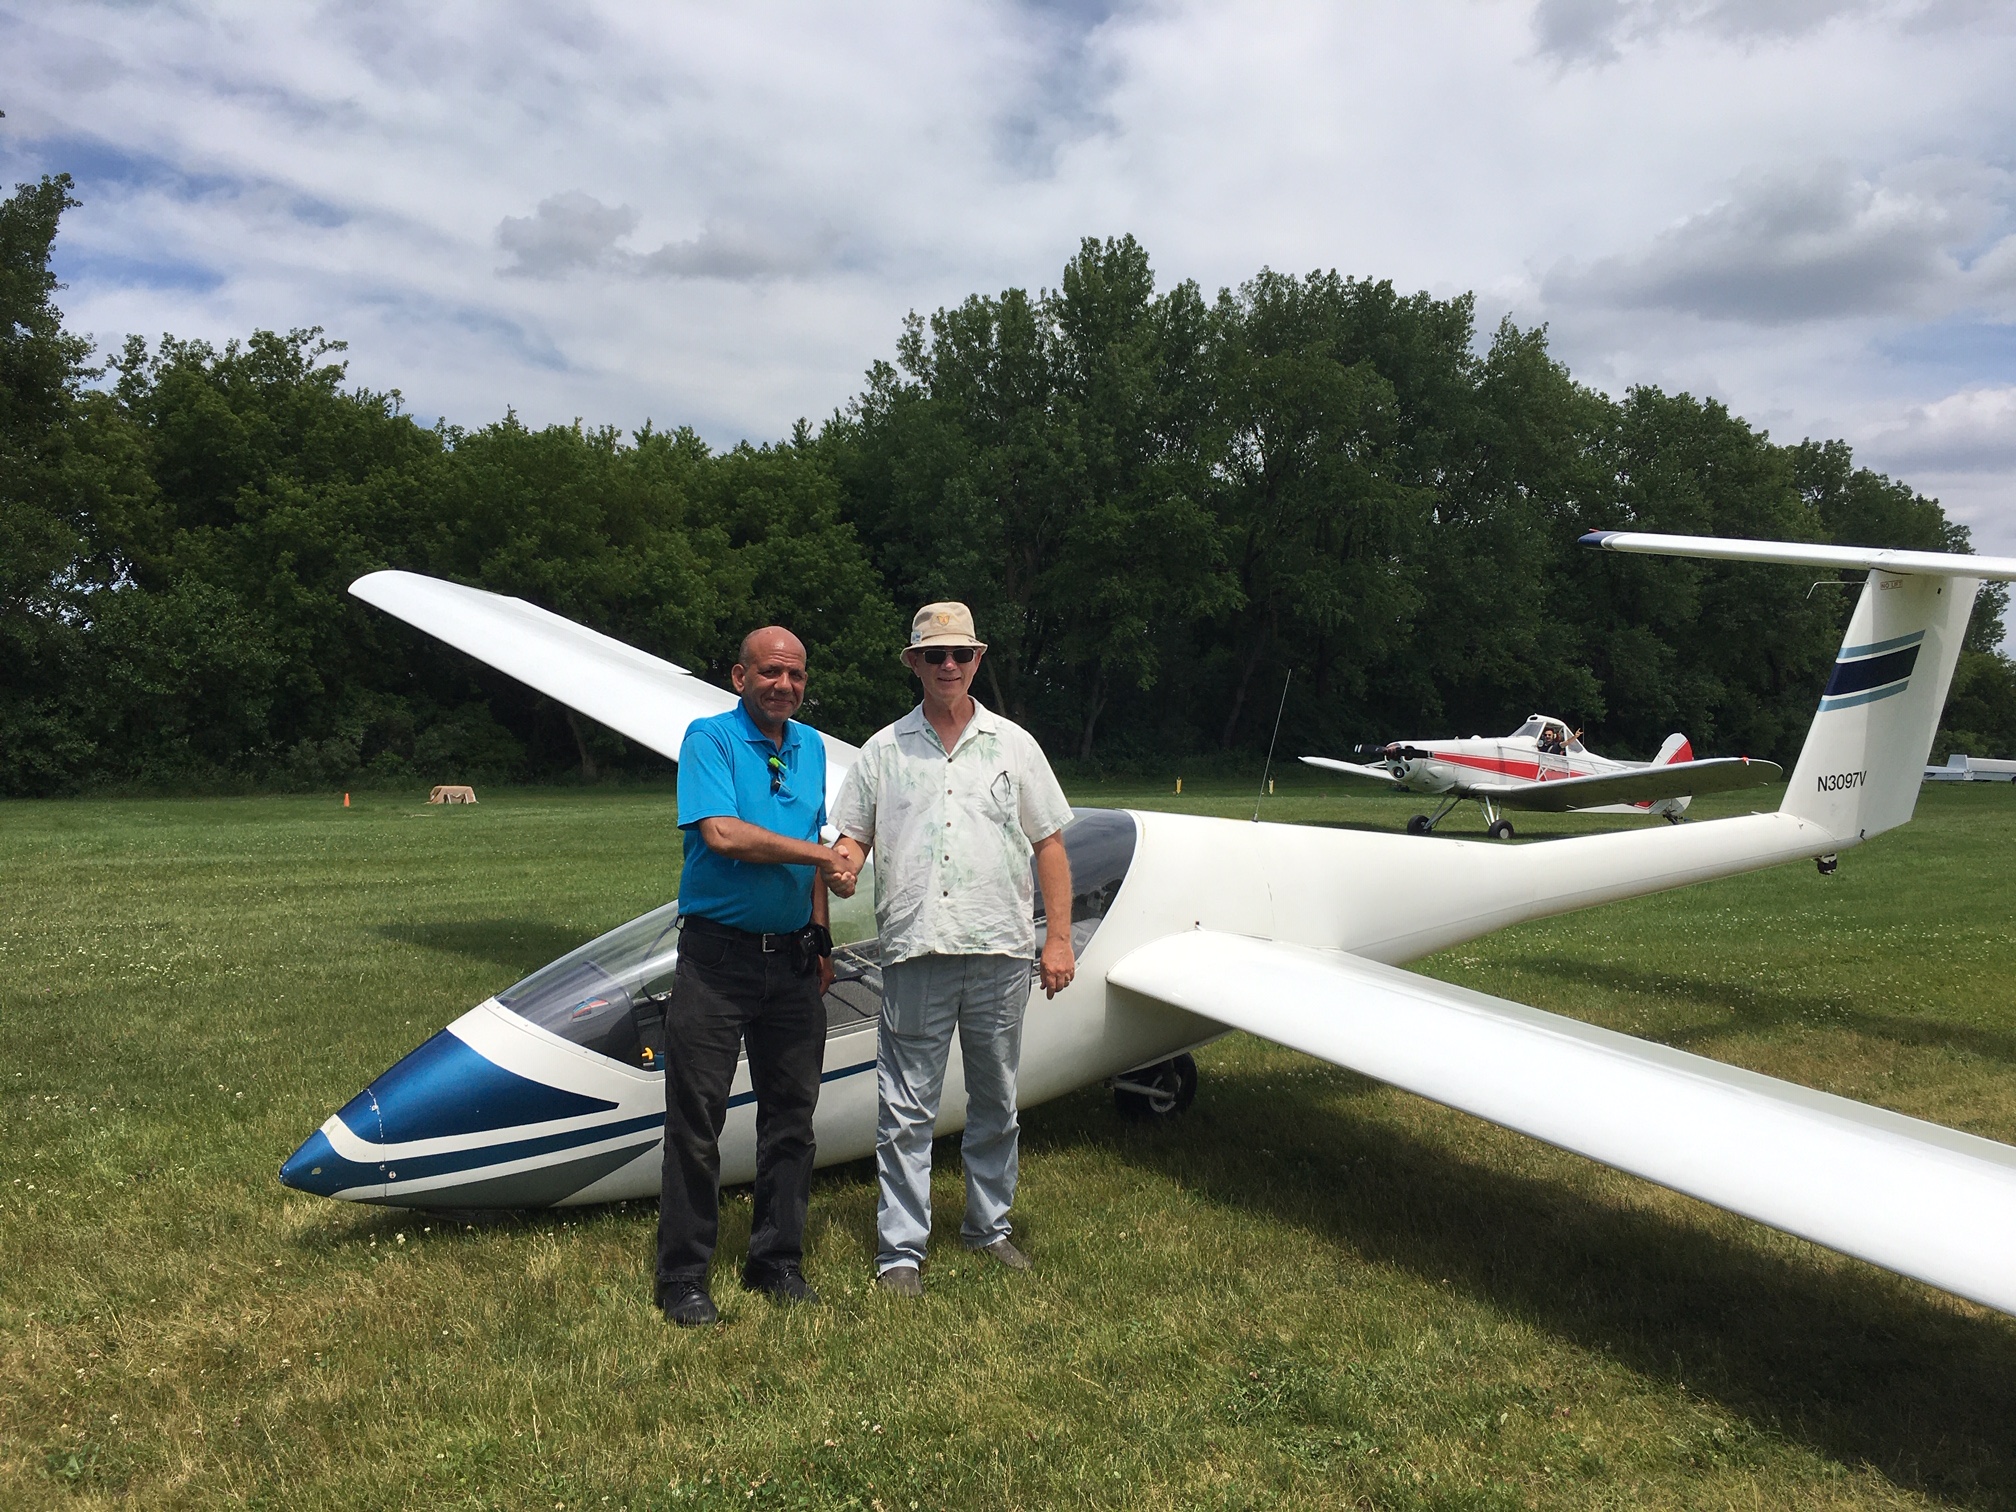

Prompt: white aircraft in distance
xmin=1925 ymin=753 xmax=2016 ymax=782
xmin=282 ymin=529 xmax=2016 ymax=1321
xmin=1302 ymin=718 xmax=1779 ymax=838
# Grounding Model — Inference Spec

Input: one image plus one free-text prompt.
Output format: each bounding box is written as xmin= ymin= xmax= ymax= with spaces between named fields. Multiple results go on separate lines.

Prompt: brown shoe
xmin=972 ymin=1237 xmax=1031 ymax=1272
xmin=877 ymin=1264 xmax=923 ymax=1299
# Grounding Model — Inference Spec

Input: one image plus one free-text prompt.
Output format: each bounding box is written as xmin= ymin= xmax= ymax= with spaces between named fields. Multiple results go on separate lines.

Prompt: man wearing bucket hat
xmin=830 ymin=602 xmax=1076 ymax=1298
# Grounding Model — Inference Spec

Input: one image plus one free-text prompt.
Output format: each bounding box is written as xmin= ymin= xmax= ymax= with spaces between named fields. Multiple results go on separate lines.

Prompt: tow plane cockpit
xmin=1302 ymin=714 xmax=1778 ymax=838
xmin=282 ymin=531 xmax=2016 ymax=1323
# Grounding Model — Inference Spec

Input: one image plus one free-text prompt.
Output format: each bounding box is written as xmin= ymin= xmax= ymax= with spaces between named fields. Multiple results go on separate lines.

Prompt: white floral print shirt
xmin=831 ymin=699 xmax=1074 ymax=966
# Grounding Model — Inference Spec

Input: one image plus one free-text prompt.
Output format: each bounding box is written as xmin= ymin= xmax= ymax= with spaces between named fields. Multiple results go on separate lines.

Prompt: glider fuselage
xmin=279 ymin=799 xmax=1826 ymax=1212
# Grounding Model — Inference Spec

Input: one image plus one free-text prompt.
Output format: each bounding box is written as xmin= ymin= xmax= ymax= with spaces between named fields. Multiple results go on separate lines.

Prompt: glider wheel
xmin=1113 ymin=1053 xmax=1198 ymax=1120
xmin=1487 ymin=819 xmax=1515 ymax=840
xmin=1405 ymin=814 xmax=1433 ymax=835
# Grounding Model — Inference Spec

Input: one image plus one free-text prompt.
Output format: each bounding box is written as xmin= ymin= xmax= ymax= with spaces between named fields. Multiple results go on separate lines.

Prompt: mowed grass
xmin=4 ymin=774 xmax=2016 ymax=1509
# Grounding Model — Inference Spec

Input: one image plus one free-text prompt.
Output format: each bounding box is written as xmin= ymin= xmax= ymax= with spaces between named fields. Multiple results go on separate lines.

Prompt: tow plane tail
xmin=1582 ymin=532 xmax=2016 ymax=846
xmin=1653 ymin=733 xmax=1693 ymax=765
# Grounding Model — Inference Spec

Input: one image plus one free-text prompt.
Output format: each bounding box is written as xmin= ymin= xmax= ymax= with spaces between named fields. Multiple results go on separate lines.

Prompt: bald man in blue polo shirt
xmin=657 ymin=626 xmax=857 ymax=1327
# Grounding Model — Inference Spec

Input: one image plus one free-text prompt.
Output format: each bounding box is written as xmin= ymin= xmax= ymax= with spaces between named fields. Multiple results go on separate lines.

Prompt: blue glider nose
xmin=278 ymin=1127 xmax=363 ymax=1197
xmin=280 ymin=1026 xmax=626 ymax=1202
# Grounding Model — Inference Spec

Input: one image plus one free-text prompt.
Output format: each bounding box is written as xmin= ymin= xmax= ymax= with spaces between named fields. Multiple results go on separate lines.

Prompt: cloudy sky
xmin=7 ymin=0 xmax=2016 ymax=568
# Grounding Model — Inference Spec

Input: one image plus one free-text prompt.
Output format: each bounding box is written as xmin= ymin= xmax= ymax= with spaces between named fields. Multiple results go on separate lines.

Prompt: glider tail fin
xmin=1580 ymin=531 xmax=2016 ymax=847
xmin=1780 ymin=570 xmax=1977 ymax=843
xmin=1653 ymin=733 xmax=1693 ymax=765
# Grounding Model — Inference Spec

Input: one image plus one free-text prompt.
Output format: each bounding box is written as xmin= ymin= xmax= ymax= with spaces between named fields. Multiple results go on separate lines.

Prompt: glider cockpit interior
xmin=478 ymin=807 xmax=1138 ymax=1069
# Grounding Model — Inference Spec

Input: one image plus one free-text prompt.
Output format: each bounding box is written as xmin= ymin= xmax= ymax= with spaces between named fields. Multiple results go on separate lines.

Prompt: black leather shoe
xmin=660 ymin=1281 xmax=719 ymax=1327
xmin=744 ymin=1265 xmax=819 ymax=1305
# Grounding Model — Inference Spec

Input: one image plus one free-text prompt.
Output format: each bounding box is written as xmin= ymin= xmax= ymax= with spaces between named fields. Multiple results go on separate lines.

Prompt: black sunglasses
xmin=917 ymin=646 xmax=976 ymax=665
xmin=767 ymin=753 xmax=786 ymax=793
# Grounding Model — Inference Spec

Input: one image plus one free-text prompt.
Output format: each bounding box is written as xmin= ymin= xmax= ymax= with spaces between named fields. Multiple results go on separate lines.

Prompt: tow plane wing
xmin=1469 ymin=755 xmax=1779 ymax=812
xmin=1298 ymin=755 xmax=1402 ymax=786
xmin=1108 ymin=930 xmax=2016 ymax=1316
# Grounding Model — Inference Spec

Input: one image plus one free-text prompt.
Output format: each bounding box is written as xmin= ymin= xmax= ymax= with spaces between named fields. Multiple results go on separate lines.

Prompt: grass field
xmin=5 ymin=773 xmax=2016 ymax=1509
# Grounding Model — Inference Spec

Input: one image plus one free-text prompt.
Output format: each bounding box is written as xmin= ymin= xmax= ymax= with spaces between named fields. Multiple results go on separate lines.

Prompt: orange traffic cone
xmin=343 ymin=792 xmax=351 ymax=808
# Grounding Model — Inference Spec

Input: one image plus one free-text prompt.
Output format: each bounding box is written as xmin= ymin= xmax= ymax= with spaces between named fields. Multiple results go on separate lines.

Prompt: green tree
xmin=1568 ymin=390 xmax=1843 ymax=761
xmin=1202 ymin=269 xmax=1429 ymax=748
xmin=0 ymin=175 xmax=152 ymax=793
xmin=829 ymin=236 xmax=1233 ymax=758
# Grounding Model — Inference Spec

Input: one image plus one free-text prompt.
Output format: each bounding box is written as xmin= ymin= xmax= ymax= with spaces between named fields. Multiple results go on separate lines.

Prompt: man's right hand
xmin=825 ymin=834 xmax=870 ymax=899
xmin=818 ymin=850 xmax=858 ymax=897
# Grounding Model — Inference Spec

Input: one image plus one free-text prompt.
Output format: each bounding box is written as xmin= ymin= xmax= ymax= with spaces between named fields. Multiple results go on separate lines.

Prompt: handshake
xmin=817 ymin=842 xmax=860 ymax=899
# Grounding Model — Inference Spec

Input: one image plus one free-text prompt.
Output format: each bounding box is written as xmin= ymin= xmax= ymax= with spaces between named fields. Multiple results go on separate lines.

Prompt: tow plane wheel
xmin=1405 ymin=814 xmax=1432 ymax=835
xmin=1112 ymin=1053 xmax=1198 ymax=1120
xmin=1487 ymin=819 xmax=1515 ymax=840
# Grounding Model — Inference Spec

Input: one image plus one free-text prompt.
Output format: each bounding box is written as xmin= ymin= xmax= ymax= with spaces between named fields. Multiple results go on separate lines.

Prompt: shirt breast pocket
xmin=987 ymin=769 xmax=1016 ymax=822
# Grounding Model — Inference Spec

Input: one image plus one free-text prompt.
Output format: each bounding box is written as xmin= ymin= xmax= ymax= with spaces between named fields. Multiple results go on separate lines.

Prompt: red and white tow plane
xmin=1303 ymin=716 xmax=1780 ymax=838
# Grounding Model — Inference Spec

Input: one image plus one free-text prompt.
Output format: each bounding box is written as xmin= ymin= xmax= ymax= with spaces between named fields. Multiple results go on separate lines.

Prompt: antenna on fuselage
xmin=1253 ymin=668 xmax=1294 ymax=822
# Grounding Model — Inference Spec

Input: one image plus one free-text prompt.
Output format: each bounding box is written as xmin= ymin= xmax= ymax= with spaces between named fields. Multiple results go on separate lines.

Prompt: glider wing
xmin=1107 ymin=929 xmax=2016 ymax=1316
xmin=1468 ymin=756 xmax=1780 ymax=812
xmin=1298 ymin=756 xmax=1403 ymax=786
xmin=351 ymin=571 xmax=860 ymax=800
xmin=1580 ymin=530 xmax=2016 ymax=579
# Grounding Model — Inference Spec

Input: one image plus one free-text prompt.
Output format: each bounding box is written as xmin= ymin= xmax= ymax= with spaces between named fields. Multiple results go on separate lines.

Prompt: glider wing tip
xmin=1579 ymin=530 xmax=1621 ymax=549
xmin=348 ymin=568 xmax=405 ymax=600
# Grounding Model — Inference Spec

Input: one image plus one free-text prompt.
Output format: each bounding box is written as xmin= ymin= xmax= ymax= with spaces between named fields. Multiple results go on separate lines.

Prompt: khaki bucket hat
xmin=902 ymin=601 xmax=987 ymax=657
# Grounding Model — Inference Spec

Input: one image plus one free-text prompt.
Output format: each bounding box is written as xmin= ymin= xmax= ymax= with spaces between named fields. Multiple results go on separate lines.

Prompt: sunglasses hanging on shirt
xmin=767 ymin=753 xmax=787 ymax=794
xmin=918 ymin=646 xmax=976 ymax=665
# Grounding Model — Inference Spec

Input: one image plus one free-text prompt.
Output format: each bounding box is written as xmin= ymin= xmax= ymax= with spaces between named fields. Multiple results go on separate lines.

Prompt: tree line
xmin=5 ymin=173 xmax=2013 ymax=797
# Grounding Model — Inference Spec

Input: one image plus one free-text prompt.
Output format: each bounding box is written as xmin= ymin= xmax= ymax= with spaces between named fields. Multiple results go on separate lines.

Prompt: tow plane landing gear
xmin=1406 ymin=794 xmax=1516 ymax=840
xmin=1405 ymin=794 xmax=1465 ymax=835
xmin=1112 ymin=1053 xmax=1198 ymax=1119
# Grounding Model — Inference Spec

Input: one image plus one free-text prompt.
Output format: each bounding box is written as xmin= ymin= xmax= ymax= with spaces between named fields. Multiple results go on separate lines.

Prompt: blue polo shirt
xmin=676 ymin=703 xmax=827 ymax=934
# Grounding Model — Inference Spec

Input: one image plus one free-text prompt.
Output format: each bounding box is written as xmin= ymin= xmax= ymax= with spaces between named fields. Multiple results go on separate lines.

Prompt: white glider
xmin=285 ymin=533 xmax=2016 ymax=1320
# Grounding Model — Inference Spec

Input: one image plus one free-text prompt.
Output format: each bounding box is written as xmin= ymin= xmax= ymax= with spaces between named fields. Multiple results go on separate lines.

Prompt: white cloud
xmin=1 ymin=0 xmax=2014 ymax=580
xmin=497 ymin=194 xmax=845 ymax=282
xmin=1544 ymin=162 xmax=2015 ymax=324
xmin=1867 ymin=384 xmax=2016 ymax=472
xmin=497 ymin=192 xmax=639 ymax=278
xmin=1533 ymin=0 xmax=1878 ymax=65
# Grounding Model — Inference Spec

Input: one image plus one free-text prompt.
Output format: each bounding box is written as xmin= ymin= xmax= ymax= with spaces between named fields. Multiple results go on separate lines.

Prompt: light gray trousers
xmin=875 ymin=953 xmax=1032 ymax=1274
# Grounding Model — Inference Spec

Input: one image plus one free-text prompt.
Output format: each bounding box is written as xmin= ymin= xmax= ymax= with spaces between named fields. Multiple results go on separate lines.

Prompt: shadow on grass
xmin=1519 ymin=954 xmax=2016 ymax=1068
xmin=1026 ymin=1067 xmax=2016 ymax=1508
xmin=375 ymin=919 xmax=590 ymax=978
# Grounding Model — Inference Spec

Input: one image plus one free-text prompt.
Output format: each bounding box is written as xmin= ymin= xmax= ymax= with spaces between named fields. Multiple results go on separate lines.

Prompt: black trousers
xmin=655 ymin=922 xmax=826 ymax=1295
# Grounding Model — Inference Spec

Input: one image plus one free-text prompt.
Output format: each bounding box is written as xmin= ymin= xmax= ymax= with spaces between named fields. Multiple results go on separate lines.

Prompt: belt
xmin=681 ymin=914 xmax=802 ymax=954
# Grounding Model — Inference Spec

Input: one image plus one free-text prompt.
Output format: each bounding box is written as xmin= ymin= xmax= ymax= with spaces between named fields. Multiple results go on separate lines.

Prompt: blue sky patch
xmin=1875 ymin=318 xmax=2016 ymax=386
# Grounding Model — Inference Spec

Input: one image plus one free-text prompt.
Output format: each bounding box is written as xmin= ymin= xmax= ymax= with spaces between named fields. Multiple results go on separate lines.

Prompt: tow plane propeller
xmin=1304 ymin=718 xmax=1778 ymax=839
xmin=281 ymin=530 xmax=2016 ymax=1320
